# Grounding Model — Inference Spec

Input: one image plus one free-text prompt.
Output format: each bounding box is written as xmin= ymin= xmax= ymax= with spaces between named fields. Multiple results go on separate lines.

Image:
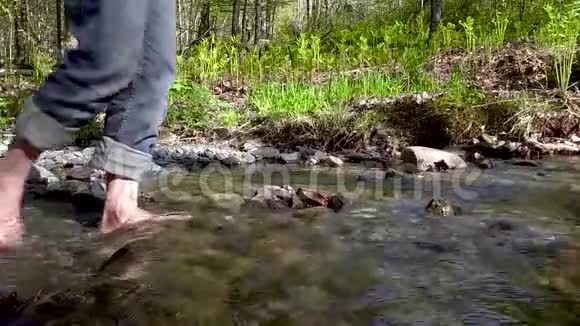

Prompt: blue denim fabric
xmin=15 ymin=0 xmax=176 ymax=180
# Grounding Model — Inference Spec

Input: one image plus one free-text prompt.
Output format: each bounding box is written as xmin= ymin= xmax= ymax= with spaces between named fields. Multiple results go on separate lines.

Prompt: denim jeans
xmin=15 ymin=0 xmax=176 ymax=180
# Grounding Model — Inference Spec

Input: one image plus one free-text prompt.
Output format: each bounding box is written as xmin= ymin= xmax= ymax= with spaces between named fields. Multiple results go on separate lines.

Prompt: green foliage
xmin=539 ymin=1 xmax=580 ymax=92
xmin=438 ymin=23 xmax=460 ymax=50
xmin=492 ymin=10 xmax=510 ymax=47
xmin=30 ymin=48 xmax=56 ymax=84
xmin=460 ymin=17 xmax=477 ymax=53
xmin=167 ymin=78 xmax=237 ymax=131
xmin=249 ymin=72 xmax=407 ymax=119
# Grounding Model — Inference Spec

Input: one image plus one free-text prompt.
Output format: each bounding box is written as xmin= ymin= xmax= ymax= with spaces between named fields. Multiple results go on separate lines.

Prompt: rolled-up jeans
xmin=15 ymin=0 xmax=176 ymax=181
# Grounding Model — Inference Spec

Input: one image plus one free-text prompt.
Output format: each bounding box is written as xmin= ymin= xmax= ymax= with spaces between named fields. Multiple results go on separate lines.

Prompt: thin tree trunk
xmin=0 ymin=2 xmax=14 ymax=68
xmin=268 ymin=0 xmax=277 ymax=39
xmin=241 ymin=0 xmax=249 ymax=43
xmin=429 ymin=0 xmax=442 ymax=37
xmin=232 ymin=0 xmax=242 ymax=36
xmin=14 ymin=1 xmax=21 ymax=64
xmin=199 ymin=0 xmax=211 ymax=38
xmin=254 ymin=0 xmax=262 ymax=45
xmin=56 ymin=0 xmax=62 ymax=59
xmin=176 ymin=0 xmax=182 ymax=51
xmin=520 ymin=0 xmax=525 ymax=22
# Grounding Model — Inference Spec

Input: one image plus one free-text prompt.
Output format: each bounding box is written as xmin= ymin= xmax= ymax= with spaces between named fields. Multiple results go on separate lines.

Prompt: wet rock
xmin=221 ymin=155 xmax=241 ymax=167
xmin=297 ymin=188 xmax=330 ymax=207
xmin=425 ymin=199 xmax=458 ymax=217
xmin=401 ymin=147 xmax=467 ymax=172
xmin=66 ymin=156 xmax=87 ymax=167
xmin=249 ymin=147 xmax=280 ymax=160
xmin=305 ymin=157 xmax=319 ymax=166
xmin=344 ymin=151 xmax=381 ymax=163
xmin=249 ymin=185 xmax=303 ymax=210
xmin=298 ymin=146 xmax=317 ymax=159
xmin=322 ymin=155 xmax=344 ymax=167
xmin=240 ymin=153 xmax=257 ymax=165
xmin=28 ymin=164 xmax=60 ymax=186
xmin=462 ymin=141 xmax=524 ymax=159
xmin=506 ymin=159 xmax=540 ymax=167
xmin=314 ymin=150 xmax=328 ymax=160
xmin=279 ymin=152 xmax=301 ymax=164
xmin=71 ymin=181 xmax=106 ymax=214
xmin=465 ymin=152 xmax=494 ymax=169
xmin=242 ymin=139 xmax=264 ymax=152
xmin=413 ymin=241 xmax=453 ymax=254
xmin=293 ymin=207 xmax=331 ymax=219
xmin=478 ymin=133 xmax=495 ymax=144
xmin=384 ymin=168 xmax=406 ymax=179
xmin=82 ymin=147 xmax=95 ymax=158
xmin=486 ymin=219 xmax=517 ymax=237
xmin=204 ymin=148 xmax=216 ymax=160
xmin=327 ymin=193 xmax=351 ymax=212
xmin=65 ymin=166 xmax=93 ymax=181
xmin=214 ymin=151 xmax=229 ymax=161
xmin=208 ymin=193 xmax=245 ymax=213
xmin=475 ymin=158 xmax=494 ymax=169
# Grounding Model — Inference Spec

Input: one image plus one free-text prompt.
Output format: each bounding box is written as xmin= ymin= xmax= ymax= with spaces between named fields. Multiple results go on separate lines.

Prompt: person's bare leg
xmin=100 ymin=174 xmax=152 ymax=234
xmin=0 ymin=142 xmax=40 ymax=247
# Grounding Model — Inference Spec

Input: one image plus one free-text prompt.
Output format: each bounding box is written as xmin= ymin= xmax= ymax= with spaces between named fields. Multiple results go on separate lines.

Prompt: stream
xmin=1 ymin=158 xmax=580 ymax=325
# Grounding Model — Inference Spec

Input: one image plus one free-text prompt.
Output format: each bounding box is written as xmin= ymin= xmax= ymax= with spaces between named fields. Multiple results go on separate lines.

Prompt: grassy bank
xmin=1 ymin=2 xmax=579 ymax=150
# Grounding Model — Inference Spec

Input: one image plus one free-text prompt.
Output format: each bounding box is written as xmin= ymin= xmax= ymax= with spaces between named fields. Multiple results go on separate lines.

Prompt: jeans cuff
xmin=90 ymin=136 xmax=152 ymax=180
xmin=15 ymin=97 xmax=77 ymax=150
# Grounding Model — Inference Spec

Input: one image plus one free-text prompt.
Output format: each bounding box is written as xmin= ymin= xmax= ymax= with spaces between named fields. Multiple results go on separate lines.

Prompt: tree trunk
xmin=232 ymin=0 xmax=242 ymax=36
xmin=254 ymin=0 xmax=262 ymax=45
xmin=267 ymin=0 xmax=277 ymax=39
xmin=56 ymin=0 xmax=63 ymax=59
xmin=199 ymin=0 xmax=211 ymax=38
xmin=520 ymin=0 xmax=525 ymax=22
xmin=241 ymin=0 xmax=249 ymax=43
xmin=429 ymin=0 xmax=442 ymax=37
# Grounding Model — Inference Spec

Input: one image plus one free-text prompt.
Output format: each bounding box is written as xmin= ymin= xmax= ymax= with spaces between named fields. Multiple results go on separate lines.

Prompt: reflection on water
xmin=1 ymin=158 xmax=580 ymax=324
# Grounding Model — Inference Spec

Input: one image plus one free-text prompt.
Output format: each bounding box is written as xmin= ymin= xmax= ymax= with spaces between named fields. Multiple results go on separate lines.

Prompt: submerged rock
xmin=249 ymin=185 xmax=303 ymax=210
xmin=425 ymin=199 xmax=459 ymax=217
xmin=401 ymin=146 xmax=467 ymax=172
xmin=465 ymin=152 xmax=494 ymax=169
xmin=505 ymin=159 xmax=540 ymax=167
xmin=384 ymin=168 xmax=407 ymax=179
xmin=297 ymin=188 xmax=330 ymax=207
xmin=327 ymin=193 xmax=352 ymax=212
xmin=293 ymin=207 xmax=332 ymax=220
xmin=208 ymin=193 xmax=245 ymax=213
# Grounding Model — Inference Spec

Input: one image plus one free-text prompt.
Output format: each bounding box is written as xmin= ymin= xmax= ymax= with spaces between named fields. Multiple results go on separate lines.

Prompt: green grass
xmin=248 ymin=72 xmax=408 ymax=119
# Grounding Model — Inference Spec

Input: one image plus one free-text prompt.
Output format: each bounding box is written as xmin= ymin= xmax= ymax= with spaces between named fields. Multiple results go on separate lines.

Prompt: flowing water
xmin=1 ymin=158 xmax=580 ymax=325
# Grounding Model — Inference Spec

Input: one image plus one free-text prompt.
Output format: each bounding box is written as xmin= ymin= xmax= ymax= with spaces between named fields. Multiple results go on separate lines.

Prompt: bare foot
xmin=0 ymin=218 xmax=24 ymax=248
xmin=0 ymin=142 xmax=38 ymax=247
xmin=100 ymin=175 xmax=154 ymax=234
